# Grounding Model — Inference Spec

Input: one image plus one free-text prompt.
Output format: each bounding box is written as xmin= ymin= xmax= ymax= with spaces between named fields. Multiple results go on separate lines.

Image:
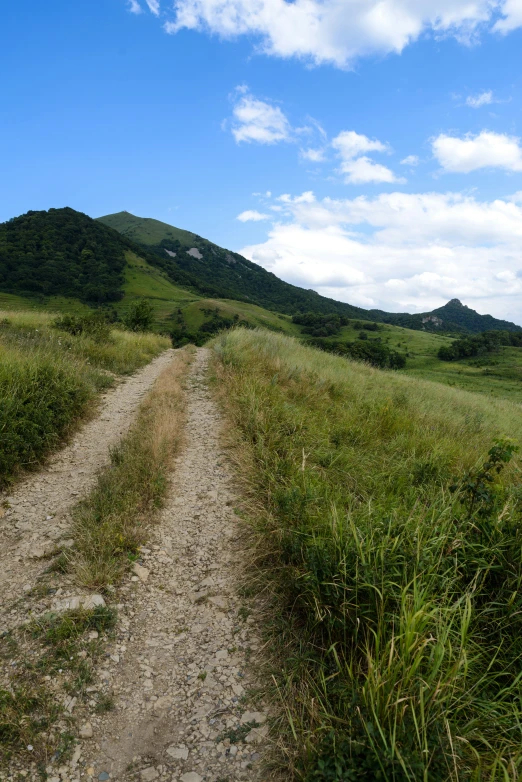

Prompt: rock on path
xmin=81 ymin=348 xmax=269 ymax=781
xmin=0 ymin=349 xmax=177 ymax=633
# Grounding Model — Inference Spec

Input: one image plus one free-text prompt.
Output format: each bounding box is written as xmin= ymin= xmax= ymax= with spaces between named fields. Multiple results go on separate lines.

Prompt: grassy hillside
xmin=119 ymin=251 xmax=199 ymax=324
xmin=98 ymin=211 xmax=376 ymax=318
xmin=99 ymin=212 xmax=522 ymax=334
xmin=295 ymin=317 xmax=522 ymax=402
xmin=97 ymin=210 xmax=198 ymax=247
xmin=0 ymin=308 xmax=169 ymax=486
xmin=214 ymin=328 xmax=522 ymax=780
xmin=181 ymin=298 xmax=299 ymax=334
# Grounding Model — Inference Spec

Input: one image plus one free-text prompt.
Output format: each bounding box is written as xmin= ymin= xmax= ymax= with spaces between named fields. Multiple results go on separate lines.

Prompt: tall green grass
xmin=0 ymin=309 xmax=170 ymax=487
xmin=213 ymin=329 xmax=522 ymax=781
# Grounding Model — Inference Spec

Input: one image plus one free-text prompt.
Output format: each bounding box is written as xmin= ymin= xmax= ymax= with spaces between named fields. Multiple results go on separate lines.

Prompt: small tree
xmin=124 ymin=299 xmax=154 ymax=332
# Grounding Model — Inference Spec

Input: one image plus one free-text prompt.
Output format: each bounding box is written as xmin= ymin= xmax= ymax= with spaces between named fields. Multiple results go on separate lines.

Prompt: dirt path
xmin=81 ymin=348 xmax=270 ymax=782
xmin=0 ymin=349 xmax=177 ymax=635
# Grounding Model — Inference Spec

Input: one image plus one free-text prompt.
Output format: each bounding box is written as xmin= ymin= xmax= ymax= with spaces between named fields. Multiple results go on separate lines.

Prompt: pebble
xmin=132 ymin=563 xmax=150 ymax=583
xmin=180 ymin=774 xmax=203 ymax=782
xmin=79 ymin=722 xmax=94 ymax=739
xmin=166 ymin=745 xmax=189 ymax=760
xmin=140 ymin=769 xmax=158 ymax=781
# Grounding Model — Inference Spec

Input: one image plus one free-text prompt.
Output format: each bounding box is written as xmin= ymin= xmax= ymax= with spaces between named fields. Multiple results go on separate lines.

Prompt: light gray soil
xmin=80 ymin=349 xmax=269 ymax=781
xmin=0 ymin=349 xmax=177 ymax=635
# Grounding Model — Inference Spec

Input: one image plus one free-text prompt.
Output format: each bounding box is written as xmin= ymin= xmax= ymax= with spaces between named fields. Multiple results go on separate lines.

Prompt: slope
xmin=98 ymin=211 xmax=373 ymax=318
xmin=99 ymin=211 xmax=522 ymax=334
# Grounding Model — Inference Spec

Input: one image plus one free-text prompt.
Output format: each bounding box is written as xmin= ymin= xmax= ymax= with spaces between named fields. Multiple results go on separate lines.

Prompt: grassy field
xmin=214 ymin=329 xmax=522 ymax=781
xmin=308 ymin=319 xmax=522 ymax=402
xmin=0 ymin=309 xmax=170 ymax=487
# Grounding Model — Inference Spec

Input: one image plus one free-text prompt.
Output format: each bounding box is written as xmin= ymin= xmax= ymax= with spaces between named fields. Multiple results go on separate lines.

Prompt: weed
xmin=217 ymin=721 xmax=258 ymax=744
xmin=95 ymin=693 xmax=115 ymax=713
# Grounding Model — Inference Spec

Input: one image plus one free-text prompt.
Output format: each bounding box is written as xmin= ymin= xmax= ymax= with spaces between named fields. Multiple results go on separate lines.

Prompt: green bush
xmin=0 ymin=353 xmax=93 ymax=486
xmin=123 ymin=298 xmax=154 ymax=332
xmin=53 ymin=311 xmax=112 ymax=343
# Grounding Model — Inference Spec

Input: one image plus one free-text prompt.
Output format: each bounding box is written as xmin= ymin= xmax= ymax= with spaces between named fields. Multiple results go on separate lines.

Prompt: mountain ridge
xmin=0 ymin=206 xmax=518 ymax=335
xmin=99 ymin=210 xmax=521 ymax=334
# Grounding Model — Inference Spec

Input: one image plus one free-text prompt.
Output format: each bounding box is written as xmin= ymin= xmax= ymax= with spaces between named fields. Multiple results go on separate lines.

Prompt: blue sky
xmin=2 ymin=0 xmax=522 ymax=319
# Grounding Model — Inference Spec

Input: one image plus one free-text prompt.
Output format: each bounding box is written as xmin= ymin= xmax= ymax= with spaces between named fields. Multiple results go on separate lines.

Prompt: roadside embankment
xmin=212 ymin=328 xmax=522 ymax=780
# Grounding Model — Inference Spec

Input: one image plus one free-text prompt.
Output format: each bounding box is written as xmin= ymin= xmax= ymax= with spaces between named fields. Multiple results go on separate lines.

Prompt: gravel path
xmin=0 ymin=349 xmax=177 ymax=634
xmin=81 ymin=348 xmax=269 ymax=782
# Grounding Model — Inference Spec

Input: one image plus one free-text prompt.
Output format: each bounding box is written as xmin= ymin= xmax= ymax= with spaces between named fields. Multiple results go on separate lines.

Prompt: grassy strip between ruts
xmin=0 ymin=348 xmax=192 ymax=773
xmin=71 ymin=346 xmax=193 ymax=588
xmin=212 ymin=328 xmax=522 ymax=782
xmin=0 ymin=308 xmax=171 ymax=488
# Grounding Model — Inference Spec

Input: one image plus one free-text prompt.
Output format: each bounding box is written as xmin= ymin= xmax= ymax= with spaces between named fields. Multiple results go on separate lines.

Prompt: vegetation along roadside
xmin=0 ymin=347 xmax=192 ymax=774
xmin=0 ymin=308 xmax=170 ymax=488
xmin=212 ymin=328 xmax=522 ymax=781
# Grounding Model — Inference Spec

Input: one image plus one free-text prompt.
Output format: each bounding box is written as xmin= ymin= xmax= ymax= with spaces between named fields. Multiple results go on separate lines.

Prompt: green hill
xmin=0 ymin=207 xmax=127 ymax=303
xmin=99 ymin=211 xmax=521 ymax=334
xmin=98 ymin=211 xmax=373 ymax=318
xmin=1 ymin=208 xmax=519 ymax=341
xmin=382 ymin=298 xmax=521 ymax=334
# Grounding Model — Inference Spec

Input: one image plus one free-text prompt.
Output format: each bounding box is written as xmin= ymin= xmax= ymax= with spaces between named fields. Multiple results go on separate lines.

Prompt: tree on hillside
xmin=124 ymin=298 xmax=154 ymax=332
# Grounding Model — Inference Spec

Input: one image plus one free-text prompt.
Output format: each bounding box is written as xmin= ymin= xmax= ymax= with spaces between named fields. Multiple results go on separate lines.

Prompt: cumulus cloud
xmin=230 ymin=92 xmax=291 ymax=144
xmin=401 ymin=155 xmax=419 ymax=166
xmin=300 ymin=148 xmax=326 ymax=162
xmin=145 ymin=0 xmax=160 ymax=14
xmin=340 ymin=156 xmax=405 ymax=184
xmin=332 ymin=130 xmax=389 ymax=159
xmin=239 ymin=190 xmax=522 ymax=319
xmin=127 ymin=0 xmax=143 ymax=13
xmin=163 ymin=0 xmax=522 ymax=68
xmin=465 ymin=90 xmax=494 ymax=108
xmin=494 ymin=0 xmax=522 ymax=32
xmin=237 ymin=210 xmax=271 ymax=221
xmin=433 ymin=130 xmax=522 ymax=173
xmin=331 ymin=130 xmax=402 ymax=184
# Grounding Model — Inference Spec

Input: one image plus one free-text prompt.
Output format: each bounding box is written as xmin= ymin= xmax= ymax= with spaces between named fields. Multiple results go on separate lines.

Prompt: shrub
xmin=0 ymin=353 xmax=92 ymax=487
xmin=53 ymin=311 xmax=111 ymax=343
xmin=123 ymin=298 xmax=154 ymax=332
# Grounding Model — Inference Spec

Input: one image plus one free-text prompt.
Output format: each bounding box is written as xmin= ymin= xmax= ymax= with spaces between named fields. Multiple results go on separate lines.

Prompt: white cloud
xmin=239 ymin=190 xmax=522 ymax=319
xmin=128 ymin=0 xmax=143 ymax=13
xmin=230 ymin=92 xmax=291 ymax=144
xmin=332 ymin=130 xmax=389 ymax=160
xmin=341 ymin=156 xmax=405 ymax=184
xmin=145 ymin=0 xmax=160 ymax=14
xmin=400 ymin=155 xmax=419 ymax=166
xmin=465 ymin=90 xmax=494 ymax=108
xmin=494 ymin=0 xmax=522 ymax=32
xmin=162 ymin=0 xmax=522 ymax=68
xmin=300 ymin=148 xmax=326 ymax=162
xmin=433 ymin=130 xmax=522 ymax=173
xmin=331 ymin=131 xmax=402 ymax=184
xmin=237 ymin=210 xmax=271 ymax=221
